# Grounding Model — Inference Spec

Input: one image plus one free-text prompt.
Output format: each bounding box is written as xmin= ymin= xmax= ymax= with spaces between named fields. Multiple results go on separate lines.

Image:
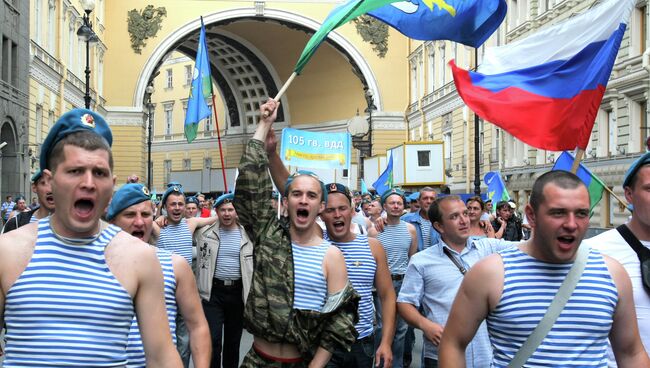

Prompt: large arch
xmin=132 ymin=7 xmax=382 ymax=113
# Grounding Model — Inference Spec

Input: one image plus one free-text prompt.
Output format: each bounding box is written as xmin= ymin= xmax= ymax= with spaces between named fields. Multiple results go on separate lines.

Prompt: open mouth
xmin=332 ymin=220 xmax=345 ymax=231
xmin=296 ymin=208 xmax=309 ymax=219
xmin=131 ymin=231 xmax=145 ymax=240
xmin=557 ymin=235 xmax=576 ymax=248
xmin=74 ymin=198 xmax=95 ymax=217
xmin=45 ymin=194 xmax=54 ymax=204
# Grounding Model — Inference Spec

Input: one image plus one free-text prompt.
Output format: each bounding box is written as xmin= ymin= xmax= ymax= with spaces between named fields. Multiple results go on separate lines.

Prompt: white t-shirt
xmin=584 ymin=228 xmax=650 ymax=367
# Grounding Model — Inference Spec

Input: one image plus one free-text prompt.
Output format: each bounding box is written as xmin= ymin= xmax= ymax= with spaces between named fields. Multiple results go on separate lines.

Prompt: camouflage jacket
xmin=234 ymin=139 xmax=359 ymax=359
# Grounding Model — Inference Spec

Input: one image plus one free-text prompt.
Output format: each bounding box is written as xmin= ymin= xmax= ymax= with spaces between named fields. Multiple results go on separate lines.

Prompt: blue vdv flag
xmin=360 ymin=179 xmax=369 ymax=194
xmin=483 ymin=171 xmax=509 ymax=208
xmin=368 ymin=0 xmax=507 ymax=47
xmin=373 ymin=154 xmax=393 ymax=195
xmin=184 ymin=18 xmax=213 ymax=143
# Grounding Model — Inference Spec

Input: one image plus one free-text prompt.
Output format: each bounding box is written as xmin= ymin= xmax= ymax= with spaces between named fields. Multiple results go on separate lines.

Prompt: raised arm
xmin=265 ymin=129 xmax=290 ymax=194
xmin=172 ymin=255 xmax=212 ymax=368
xmin=135 ymin=247 xmax=183 ymax=367
xmin=605 ymin=256 xmax=650 ymax=367
xmin=438 ymin=254 xmax=503 ymax=367
xmin=369 ymin=238 xmax=395 ymax=367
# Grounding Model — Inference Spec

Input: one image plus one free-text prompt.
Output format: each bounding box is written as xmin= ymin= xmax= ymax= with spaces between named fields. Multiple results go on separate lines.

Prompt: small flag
xmin=293 ymin=0 xmax=400 ymax=74
xmin=360 ymin=179 xmax=369 ymax=194
xmin=184 ymin=18 xmax=213 ymax=143
xmin=450 ymin=0 xmax=634 ymax=151
xmin=552 ymin=151 xmax=606 ymax=211
xmin=484 ymin=171 xmax=509 ymax=209
xmin=369 ymin=0 xmax=506 ymax=47
xmin=373 ymin=154 xmax=393 ymax=195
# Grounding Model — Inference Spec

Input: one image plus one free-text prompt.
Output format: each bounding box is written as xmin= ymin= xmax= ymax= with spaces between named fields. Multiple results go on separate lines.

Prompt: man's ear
xmin=42 ymin=169 xmax=53 ymax=187
xmin=433 ymin=220 xmax=444 ymax=235
xmin=525 ymin=204 xmax=536 ymax=228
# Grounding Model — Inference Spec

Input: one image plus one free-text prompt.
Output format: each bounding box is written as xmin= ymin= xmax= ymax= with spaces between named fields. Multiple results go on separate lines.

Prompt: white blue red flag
xmin=450 ymin=0 xmax=635 ymax=151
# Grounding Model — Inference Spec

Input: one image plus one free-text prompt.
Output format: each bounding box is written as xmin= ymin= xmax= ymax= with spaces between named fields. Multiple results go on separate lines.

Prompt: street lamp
xmin=145 ymin=84 xmax=155 ymax=190
xmin=77 ymin=0 xmax=98 ymax=109
xmin=348 ymin=88 xmax=376 ymax=189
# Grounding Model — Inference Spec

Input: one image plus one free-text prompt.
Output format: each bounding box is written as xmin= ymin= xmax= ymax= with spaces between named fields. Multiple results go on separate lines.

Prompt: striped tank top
xmin=420 ymin=219 xmax=433 ymax=249
xmin=126 ymin=249 xmax=178 ymax=368
xmin=377 ymin=220 xmax=412 ymax=275
xmin=214 ymin=227 xmax=242 ymax=280
xmin=292 ymin=240 xmax=331 ymax=311
xmin=157 ymin=218 xmax=193 ymax=265
xmin=328 ymin=234 xmax=377 ymax=338
xmin=3 ymin=218 xmax=134 ymax=367
xmin=487 ymin=247 xmax=618 ymax=367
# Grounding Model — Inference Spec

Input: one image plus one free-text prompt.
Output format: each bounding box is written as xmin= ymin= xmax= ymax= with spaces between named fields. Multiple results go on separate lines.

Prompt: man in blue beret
xmin=107 ymin=183 xmax=211 ymax=368
xmin=0 ymin=108 xmax=181 ymax=366
xmin=1 ymin=171 xmax=55 ymax=233
xmin=585 ymin=151 xmax=650 ymax=364
xmin=185 ymin=196 xmax=200 ymax=218
xmin=194 ymin=193 xmax=253 ymax=368
xmin=156 ymin=183 xmax=217 ymax=366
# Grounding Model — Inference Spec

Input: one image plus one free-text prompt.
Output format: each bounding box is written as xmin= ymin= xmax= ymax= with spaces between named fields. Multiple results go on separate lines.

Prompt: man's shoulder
xmin=583 ymin=228 xmax=625 ymax=252
xmin=401 ymin=212 xmax=420 ymax=223
xmin=410 ymin=245 xmax=440 ymax=263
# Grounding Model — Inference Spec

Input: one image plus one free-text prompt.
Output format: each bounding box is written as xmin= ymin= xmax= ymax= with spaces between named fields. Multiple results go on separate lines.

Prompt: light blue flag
xmin=483 ymin=171 xmax=509 ymax=209
xmin=360 ymin=179 xmax=369 ymax=194
xmin=184 ymin=18 xmax=213 ymax=143
xmin=368 ymin=0 xmax=507 ymax=47
xmin=373 ymin=154 xmax=393 ymax=195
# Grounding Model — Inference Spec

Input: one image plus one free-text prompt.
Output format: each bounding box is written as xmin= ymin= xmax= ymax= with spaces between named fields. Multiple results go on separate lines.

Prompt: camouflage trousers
xmin=240 ymin=346 xmax=306 ymax=368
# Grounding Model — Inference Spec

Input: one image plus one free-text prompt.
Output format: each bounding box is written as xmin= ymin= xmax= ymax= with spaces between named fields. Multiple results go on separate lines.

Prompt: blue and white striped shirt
xmin=487 ymin=247 xmax=618 ymax=367
xmin=377 ymin=220 xmax=412 ymax=275
xmin=3 ymin=218 xmax=134 ymax=367
xmin=292 ymin=240 xmax=331 ymax=311
xmin=214 ymin=227 xmax=242 ymax=280
xmin=158 ymin=218 xmax=193 ymax=265
xmin=420 ymin=219 xmax=433 ymax=250
xmin=328 ymin=234 xmax=377 ymax=338
xmin=126 ymin=249 xmax=178 ymax=368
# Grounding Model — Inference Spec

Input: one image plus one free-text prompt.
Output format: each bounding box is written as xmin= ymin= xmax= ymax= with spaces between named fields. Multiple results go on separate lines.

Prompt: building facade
xmin=1 ymin=0 xmax=30 ymax=201
xmin=406 ymin=0 xmax=648 ymax=226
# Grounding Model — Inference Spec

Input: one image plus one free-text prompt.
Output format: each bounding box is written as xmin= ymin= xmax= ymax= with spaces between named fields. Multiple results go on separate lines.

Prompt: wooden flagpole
xmin=263 ymin=72 xmax=297 ymax=118
xmin=570 ymin=148 xmax=585 ymax=174
xmin=211 ymin=96 xmax=228 ymax=192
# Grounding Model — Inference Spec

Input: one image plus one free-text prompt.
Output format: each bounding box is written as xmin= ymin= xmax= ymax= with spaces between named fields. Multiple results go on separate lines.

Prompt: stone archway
xmin=0 ymin=119 xmax=19 ymax=200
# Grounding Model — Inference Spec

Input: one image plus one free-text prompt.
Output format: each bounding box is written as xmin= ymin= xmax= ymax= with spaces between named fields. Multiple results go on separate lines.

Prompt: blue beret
xmin=107 ymin=183 xmax=151 ymax=221
xmin=186 ymin=196 xmax=199 ymax=206
xmin=31 ymin=170 xmax=43 ymax=183
xmin=381 ymin=188 xmax=405 ymax=205
xmin=214 ymin=193 xmax=234 ymax=208
xmin=623 ymin=152 xmax=650 ymax=188
xmin=284 ymin=170 xmax=327 ymax=203
xmin=325 ymin=183 xmax=352 ymax=203
xmin=162 ymin=184 xmax=184 ymax=206
xmin=167 ymin=182 xmax=183 ymax=188
xmin=40 ymin=109 xmax=112 ymax=171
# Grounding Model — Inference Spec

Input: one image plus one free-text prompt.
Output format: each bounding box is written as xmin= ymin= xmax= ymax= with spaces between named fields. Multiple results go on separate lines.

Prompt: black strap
xmin=443 ymin=247 xmax=467 ymax=275
xmin=616 ymin=224 xmax=650 ymax=291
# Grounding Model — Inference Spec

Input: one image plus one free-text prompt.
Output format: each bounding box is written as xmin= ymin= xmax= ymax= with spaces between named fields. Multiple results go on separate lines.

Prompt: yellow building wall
xmin=111 ymin=125 xmax=146 ymax=182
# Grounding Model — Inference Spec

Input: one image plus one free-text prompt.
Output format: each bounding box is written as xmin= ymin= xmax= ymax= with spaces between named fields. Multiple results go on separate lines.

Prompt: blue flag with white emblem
xmin=368 ymin=0 xmax=506 ymax=47
xmin=184 ymin=18 xmax=213 ymax=143
xmin=372 ymin=154 xmax=393 ymax=195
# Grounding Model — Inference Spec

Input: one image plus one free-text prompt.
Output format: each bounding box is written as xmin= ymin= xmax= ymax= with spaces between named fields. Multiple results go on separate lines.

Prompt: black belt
xmin=212 ymin=278 xmax=242 ymax=287
xmin=391 ymin=274 xmax=404 ymax=281
xmin=357 ymin=333 xmax=375 ymax=343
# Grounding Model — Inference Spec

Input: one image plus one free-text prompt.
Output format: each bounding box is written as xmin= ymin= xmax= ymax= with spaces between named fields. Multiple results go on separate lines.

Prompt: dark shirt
xmin=492 ymin=217 xmax=523 ymax=242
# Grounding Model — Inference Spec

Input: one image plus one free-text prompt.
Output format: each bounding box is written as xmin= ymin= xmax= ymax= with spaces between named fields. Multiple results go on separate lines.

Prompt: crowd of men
xmin=0 ymin=100 xmax=648 ymax=368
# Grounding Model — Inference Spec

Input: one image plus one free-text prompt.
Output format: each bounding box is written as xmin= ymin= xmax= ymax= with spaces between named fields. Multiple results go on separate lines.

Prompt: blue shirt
xmin=401 ymin=211 xmax=440 ymax=251
xmin=397 ymin=238 xmax=512 ymax=363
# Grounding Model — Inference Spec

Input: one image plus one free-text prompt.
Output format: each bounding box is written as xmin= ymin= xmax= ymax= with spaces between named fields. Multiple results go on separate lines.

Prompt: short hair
xmin=48 ymin=131 xmax=113 ymax=172
xmin=530 ymin=171 xmax=585 ymax=211
xmin=466 ymin=196 xmax=485 ymax=211
xmin=428 ymin=195 xmax=462 ymax=225
xmin=419 ymin=186 xmax=436 ymax=196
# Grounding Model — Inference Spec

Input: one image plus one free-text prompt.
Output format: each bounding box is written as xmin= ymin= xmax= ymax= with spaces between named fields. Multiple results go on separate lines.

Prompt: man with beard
xmin=439 ymin=171 xmax=649 ymax=367
xmin=157 ymin=185 xmax=216 ymax=367
xmin=2 ymin=171 xmax=55 ymax=233
xmin=107 ymin=183 xmax=211 ymax=368
xmin=194 ymin=193 xmax=253 ymax=368
xmin=0 ymin=108 xmax=180 ymax=366
xmin=236 ymin=99 xmax=358 ymax=367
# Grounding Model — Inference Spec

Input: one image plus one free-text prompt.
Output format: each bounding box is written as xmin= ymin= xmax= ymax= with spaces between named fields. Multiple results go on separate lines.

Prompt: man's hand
xmin=375 ymin=342 xmax=393 ymax=367
xmin=155 ymin=215 xmax=168 ymax=229
xmin=260 ymin=99 xmax=279 ymax=125
xmin=374 ymin=217 xmax=386 ymax=233
xmin=265 ymin=129 xmax=278 ymax=156
xmin=422 ymin=320 xmax=444 ymax=346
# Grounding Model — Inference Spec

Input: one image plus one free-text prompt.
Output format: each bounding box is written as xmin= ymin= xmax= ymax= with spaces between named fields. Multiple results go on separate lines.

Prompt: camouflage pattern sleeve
xmin=234 ymin=139 xmax=274 ymax=242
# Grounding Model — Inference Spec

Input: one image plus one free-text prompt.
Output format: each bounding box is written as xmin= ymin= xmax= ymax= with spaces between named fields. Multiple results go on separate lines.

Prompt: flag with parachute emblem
xmin=184 ymin=18 xmax=213 ymax=143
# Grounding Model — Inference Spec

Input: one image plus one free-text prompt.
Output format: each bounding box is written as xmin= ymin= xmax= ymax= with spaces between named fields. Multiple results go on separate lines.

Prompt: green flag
xmin=294 ymin=0 xmax=400 ymax=74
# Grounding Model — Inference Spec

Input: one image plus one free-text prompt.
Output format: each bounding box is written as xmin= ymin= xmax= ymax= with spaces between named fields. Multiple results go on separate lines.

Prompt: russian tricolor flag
xmin=451 ymin=0 xmax=635 ymax=151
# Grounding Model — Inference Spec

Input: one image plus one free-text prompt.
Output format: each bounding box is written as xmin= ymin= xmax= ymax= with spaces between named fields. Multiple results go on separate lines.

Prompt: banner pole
xmin=211 ymin=95 xmax=228 ymax=192
xmin=263 ymin=72 xmax=297 ymax=118
xmin=571 ymin=148 xmax=584 ymax=174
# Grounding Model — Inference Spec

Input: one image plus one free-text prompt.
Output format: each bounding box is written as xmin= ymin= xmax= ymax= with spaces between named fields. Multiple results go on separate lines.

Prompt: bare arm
xmin=187 ymin=216 xmax=218 ymax=233
xmin=135 ymin=248 xmax=183 ymax=367
xmin=265 ymin=129 xmax=289 ymax=193
xmin=172 ymin=255 xmax=211 ymax=368
xmin=398 ymin=302 xmax=444 ymax=346
xmin=493 ymin=218 xmax=506 ymax=239
xmin=438 ymin=254 xmax=503 ymax=367
xmin=605 ymin=256 xmax=650 ymax=367
xmin=369 ymin=238 xmax=395 ymax=367
xmin=323 ymin=246 xmax=348 ymax=293
xmin=406 ymin=223 xmax=418 ymax=257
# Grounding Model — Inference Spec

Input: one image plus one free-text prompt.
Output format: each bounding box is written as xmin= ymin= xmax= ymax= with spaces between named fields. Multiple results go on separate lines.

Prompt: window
xmin=47 ymin=1 xmax=56 ymax=53
xmin=183 ymin=159 xmax=191 ymax=170
xmin=68 ymin=20 xmax=75 ymax=72
xmin=410 ymin=59 xmax=418 ymax=103
xmin=34 ymin=0 xmax=42 ymax=44
xmin=163 ymin=160 xmax=172 ymax=183
xmin=185 ymin=65 xmax=192 ymax=86
xmin=342 ymin=169 xmax=349 ymax=178
xmin=438 ymin=43 xmax=446 ymax=86
xmin=509 ymin=0 xmax=519 ymax=30
xmin=427 ymin=46 xmax=435 ymax=92
xmin=641 ymin=101 xmax=648 ymax=150
xmin=607 ymin=110 xmax=617 ymax=156
xmin=166 ymin=68 xmax=173 ymax=88
xmin=47 ymin=110 xmax=53 ymax=136
xmin=204 ymin=158 xmax=212 ymax=169
xmin=443 ymin=132 xmax=452 ymax=169
xmin=205 ymin=103 xmax=213 ymax=132
xmin=35 ymin=105 xmax=43 ymax=143
xmin=98 ymin=56 xmax=104 ymax=96
xmin=164 ymin=104 xmax=173 ymax=136
xmin=631 ymin=5 xmax=647 ymax=56
xmin=417 ymin=150 xmax=431 ymax=167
